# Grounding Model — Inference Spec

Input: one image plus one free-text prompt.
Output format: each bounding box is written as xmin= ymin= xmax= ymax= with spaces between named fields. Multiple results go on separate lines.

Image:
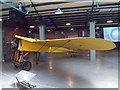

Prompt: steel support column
xmin=39 ymin=25 xmax=45 ymax=40
xmin=38 ymin=25 xmax=46 ymax=61
xmin=89 ymin=21 xmax=96 ymax=62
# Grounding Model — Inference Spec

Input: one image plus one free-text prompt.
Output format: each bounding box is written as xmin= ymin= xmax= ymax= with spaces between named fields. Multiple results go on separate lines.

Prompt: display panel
xmin=103 ymin=27 xmax=120 ymax=42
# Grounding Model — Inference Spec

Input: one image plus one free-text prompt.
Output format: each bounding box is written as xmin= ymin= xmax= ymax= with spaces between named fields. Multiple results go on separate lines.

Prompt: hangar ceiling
xmin=0 ymin=0 xmax=120 ymax=32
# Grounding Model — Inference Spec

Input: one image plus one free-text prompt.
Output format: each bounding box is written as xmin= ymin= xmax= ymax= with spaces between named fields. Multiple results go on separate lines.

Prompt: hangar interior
xmin=0 ymin=0 xmax=119 ymax=89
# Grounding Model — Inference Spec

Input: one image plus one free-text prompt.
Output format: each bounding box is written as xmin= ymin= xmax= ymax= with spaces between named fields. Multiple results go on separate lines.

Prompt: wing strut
xmin=50 ymin=40 xmax=71 ymax=52
xmin=37 ymin=42 xmax=47 ymax=52
xmin=19 ymin=40 xmax=23 ymax=51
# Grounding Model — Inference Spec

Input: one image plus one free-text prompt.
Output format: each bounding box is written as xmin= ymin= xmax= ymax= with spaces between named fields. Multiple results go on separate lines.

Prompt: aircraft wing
xmin=15 ymin=35 xmax=116 ymax=52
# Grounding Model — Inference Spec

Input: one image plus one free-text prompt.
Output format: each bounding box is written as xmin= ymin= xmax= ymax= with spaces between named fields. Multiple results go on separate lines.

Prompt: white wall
xmin=0 ymin=25 xmax=3 ymax=62
xmin=0 ymin=2 xmax=2 ymax=62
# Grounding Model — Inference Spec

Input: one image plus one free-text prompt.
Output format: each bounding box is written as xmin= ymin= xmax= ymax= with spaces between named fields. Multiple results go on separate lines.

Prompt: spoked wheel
xmin=13 ymin=62 xmax=21 ymax=68
xmin=22 ymin=60 xmax=32 ymax=71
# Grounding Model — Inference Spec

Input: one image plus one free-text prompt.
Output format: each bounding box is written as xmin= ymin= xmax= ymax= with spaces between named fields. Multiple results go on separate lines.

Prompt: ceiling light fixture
xmin=47 ymin=30 xmax=51 ymax=32
xmin=70 ymin=28 xmax=74 ymax=30
xmin=55 ymin=7 xmax=63 ymax=14
xmin=66 ymin=23 xmax=71 ymax=26
xmin=30 ymin=26 xmax=35 ymax=28
xmin=96 ymin=27 xmax=99 ymax=29
xmin=15 ymin=28 xmax=19 ymax=29
xmin=61 ymin=31 xmax=64 ymax=34
xmin=107 ymin=20 xmax=113 ymax=23
xmin=29 ymin=31 xmax=31 ymax=33
xmin=0 ymin=18 xmax=2 ymax=21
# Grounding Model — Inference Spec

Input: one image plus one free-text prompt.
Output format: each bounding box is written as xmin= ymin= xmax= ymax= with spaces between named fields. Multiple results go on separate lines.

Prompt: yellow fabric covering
xmin=15 ymin=35 xmax=116 ymax=52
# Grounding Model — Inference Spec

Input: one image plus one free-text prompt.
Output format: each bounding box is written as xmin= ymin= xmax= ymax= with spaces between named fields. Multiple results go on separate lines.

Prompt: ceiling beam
xmin=28 ymin=3 xmax=119 ymax=13
xmin=0 ymin=1 xmax=69 ymax=11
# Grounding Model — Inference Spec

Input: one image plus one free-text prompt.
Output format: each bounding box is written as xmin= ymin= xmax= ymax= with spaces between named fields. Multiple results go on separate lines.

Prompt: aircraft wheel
xmin=22 ymin=60 xmax=31 ymax=71
xmin=13 ymin=62 xmax=21 ymax=68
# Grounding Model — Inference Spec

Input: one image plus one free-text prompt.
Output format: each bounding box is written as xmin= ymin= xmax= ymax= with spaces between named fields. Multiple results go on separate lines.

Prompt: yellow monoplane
xmin=12 ymin=35 xmax=116 ymax=71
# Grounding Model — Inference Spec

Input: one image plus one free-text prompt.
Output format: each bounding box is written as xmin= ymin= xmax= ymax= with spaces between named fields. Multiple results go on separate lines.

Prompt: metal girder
xmin=31 ymin=23 xmax=118 ymax=30
xmin=41 ymin=7 xmax=118 ymax=17
xmin=89 ymin=0 xmax=95 ymax=21
xmin=1 ymin=10 xmax=119 ymax=20
xmin=29 ymin=0 xmax=44 ymax=25
xmin=28 ymin=3 xmax=119 ymax=13
xmin=50 ymin=14 xmax=118 ymax=22
xmin=47 ymin=15 xmax=58 ymax=30
xmin=1 ymin=1 xmax=119 ymax=30
xmin=27 ymin=14 xmax=119 ymax=22
xmin=28 ymin=19 xmax=119 ymax=28
xmin=28 ymin=2 xmax=69 ymax=7
xmin=25 ymin=11 xmax=119 ymax=19
xmin=44 ymin=13 xmax=119 ymax=19
xmin=29 ymin=5 xmax=118 ymax=16
xmin=118 ymin=1 xmax=120 ymax=26
xmin=1 ymin=2 xmax=119 ymax=18
xmin=0 ymin=0 xmax=27 ymax=14
xmin=0 ymin=2 xmax=69 ymax=11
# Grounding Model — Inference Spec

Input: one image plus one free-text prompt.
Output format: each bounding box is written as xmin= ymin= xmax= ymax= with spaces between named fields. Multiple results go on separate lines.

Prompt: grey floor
xmin=1 ymin=50 xmax=119 ymax=88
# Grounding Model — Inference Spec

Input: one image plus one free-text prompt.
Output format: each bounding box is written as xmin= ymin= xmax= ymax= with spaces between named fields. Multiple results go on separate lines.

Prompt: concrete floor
xmin=1 ymin=50 xmax=119 ymax=88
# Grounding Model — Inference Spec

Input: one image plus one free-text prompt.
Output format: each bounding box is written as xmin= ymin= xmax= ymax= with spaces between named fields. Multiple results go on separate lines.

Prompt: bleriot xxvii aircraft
xmin=12 ymin=35 xmax=116 ymax=71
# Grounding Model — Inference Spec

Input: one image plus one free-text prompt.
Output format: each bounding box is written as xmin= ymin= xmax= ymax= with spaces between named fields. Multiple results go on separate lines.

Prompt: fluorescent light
xmin=61 ymin=32 xmax=64 ymax=34
xmin=30 ymin=26 xmax=35 ymax=28
xmin=55 ymin=7 xmax=63 ymax=14
xmin=70 ymin=28 xmax=74 ymax=30
xmin=0 ymin=18 xmax=2 ymax=21
xmin=96 ymin=27 xmax=99 ymax=29
xmin=29 ymin=31 xmax=31 ymax=33
xmin=15 ymin=28 xmax=19 ymax=29
xmin=47 ymin=30 xmax=51 ymax=32
xmin=107 ymin=20 xmax=113 ymax=23
xmin=66 ymin=23 xmax=71 ymax=26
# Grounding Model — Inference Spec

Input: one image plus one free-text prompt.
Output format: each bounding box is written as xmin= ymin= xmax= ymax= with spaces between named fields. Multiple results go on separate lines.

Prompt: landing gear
xmin=22 ymin=60 xmax=31 ymax=71
xmin=13 ymin=62 xmax=21 ymax=68
xmin=13 ymin=60 xmax=32 ymax=71
xmin=13 ymin=50 xmax=31 ymax=71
